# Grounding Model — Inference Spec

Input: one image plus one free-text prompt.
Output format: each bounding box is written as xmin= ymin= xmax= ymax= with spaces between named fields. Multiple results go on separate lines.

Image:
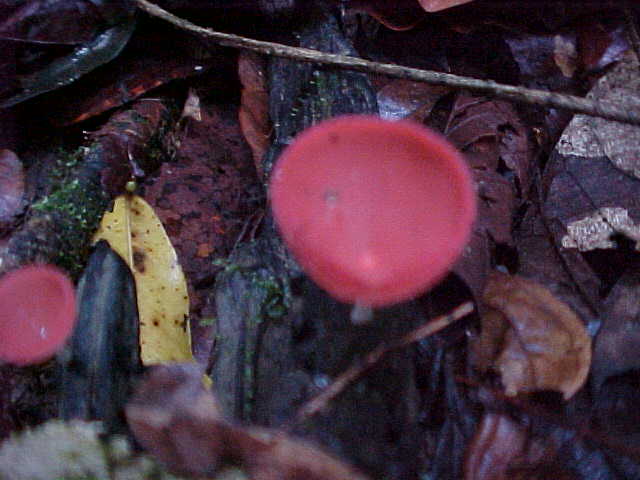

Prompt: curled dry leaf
xmin=464 ymin=413 xmax=528 ymax=480
xmin=126 ymin=364 xmax=371 ymax=480
xmin=238 ymin=51 xmax=271 ymax=179
xmin=475 ymin=271 xmax=591 ymax=400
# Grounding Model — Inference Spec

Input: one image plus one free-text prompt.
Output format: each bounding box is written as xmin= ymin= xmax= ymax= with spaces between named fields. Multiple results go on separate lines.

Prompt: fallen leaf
xmin=444 ymin=95 xmax=532 ymax=301
xmin=577 ymin=20 xmax=629 ymax=72
xmin=49 ymin=28 xmax=217 ymax=126
xmin=91 ymin=98 xmax=169 ymax=196
xmin=554 ymin=51 xmax=640 ymax=179
xmin=126 ymin=364 xmax=371 ymax=480
xmin=238 ymin=51 xmax=271 ymax=179
xmin=376 ymin=79 xmax=449 ymax=122
xmin=505 ymin=32 xmax=579 ymax=91
xmin=515 ymin=202 xmax=600 ymax=335
xmin=464 ymin=413 xmax=528 ymax=480
xmin=418 ymin=0 xmax=475 ymax=12
xmin=476 ymin=271 xmax=591 ymax=400
xmin=348 ymin=0 xmax=425 ymax=31
xmin=542 ymin=54 xmax=640 ymax=301
xmin=0 ymin=0 xmax=130 ymax=44
xmin=0 ymin=17 xmax=136 ymax=108
xmin=592 ymin=270 xmax=640 ymax=390
xmin=93 ymin=194 xmax=193 ymax=365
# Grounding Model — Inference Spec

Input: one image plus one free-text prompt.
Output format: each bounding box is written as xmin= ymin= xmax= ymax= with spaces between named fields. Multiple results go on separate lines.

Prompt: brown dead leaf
xmin=592 ymin=270 xmax=640 ymax=390
xmin=515 ymin=202 xmax=600 ymax=335
xmin=553 ymin=51 xmax=640 ymax=180
xmin=418 ymin=0 xmax=475 ymax=12
xmin=444 ymin=95 xmax=532 ymax=301
xmin=446 ymin=95 xmax=532 ymax=242
xmin=376 ymin=79 xmax=449 ymax=122
xmin=464 ymin=413 xmax=528 ymax=480
xmin=126 ymin=364 xmax=371 ymax=480
xmin=238 ymin=51 xmax=271 ymax=179
xmin=92 ymin=99 xmax=169 ymax=196
xmin=476 ymin=271 xmax=591 ymax=400
xmin=505 ymin=33 xmax=578 ymax=91
xmin=577 ymin=20 xmax=629 ymax=73
xmin=0 ymin=149 xmax=24 ymax=236
xmin=348 ymin=0 xmax=424 ymax=31
xmin=464 ymin=412 xmax=574 ymax=480
xmin=540 ymin=53 xmax=640 ymax=322
xmin=48 ymin=29 xmax=216 ymax=126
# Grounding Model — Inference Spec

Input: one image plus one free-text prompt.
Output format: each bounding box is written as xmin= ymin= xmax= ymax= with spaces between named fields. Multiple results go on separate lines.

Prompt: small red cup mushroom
xmin=0 ymin=265 xmax=76 ymax=365
xmin=269 ymin=115 xmax=476 ymax=307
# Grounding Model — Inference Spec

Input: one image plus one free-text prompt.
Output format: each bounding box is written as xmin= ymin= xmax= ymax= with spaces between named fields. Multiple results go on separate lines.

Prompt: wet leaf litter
xmin=1 ymin=1 xmax=640 ymax=479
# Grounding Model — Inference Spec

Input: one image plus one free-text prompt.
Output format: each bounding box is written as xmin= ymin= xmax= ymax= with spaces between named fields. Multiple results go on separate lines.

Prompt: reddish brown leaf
xmin=0 ymin=149 xmax=24 ymax=235
xmin=578 ymin=21 xmax=629 ymax=73
xmin=48 ymin=28 xmax=221 ymax=126
xmin=476 ymin=271 xmax=591 ymax=400
xmin=91 ymin=99 xmax=169 ymax=196
xmin=238 ymin=51 xmax=271 ymax=179
xmin=515 ymin=203 xmax=600 ymax=336
xmin=464 ymin=413 xmax=528 ymax=480
xmin=348 ymin=0 xmax=424 ymax=31
xmin=418 ymin=0 xmax=475 ymax=12
xmin=444 ymin=95 xmax=532 ymax=300
xmin=376 ymin=79 xmax=449 ymax=122
xmin=592 ymin=270 xmax=640 ymax=390
xmin=126 ymin=364 xmax=371 ymax=480
xmin=464 ymin=412 xmax=575 ymax=480
xmin=126 ymin=364 xmax=228 ymax=477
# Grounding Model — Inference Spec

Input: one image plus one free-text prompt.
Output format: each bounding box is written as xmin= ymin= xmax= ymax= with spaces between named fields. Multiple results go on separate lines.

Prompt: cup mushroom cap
xmin=270 ymin=115 xmax=476 ymax=307
xmin=0 ymin=265 xmax=76 ymax=365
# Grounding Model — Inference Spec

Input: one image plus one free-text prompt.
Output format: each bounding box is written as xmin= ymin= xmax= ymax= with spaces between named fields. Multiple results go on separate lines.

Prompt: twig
xmin=136 ymin=0 xmax=640 ymax=126
xmin=287 ymin=302 xmax=474 ymax=429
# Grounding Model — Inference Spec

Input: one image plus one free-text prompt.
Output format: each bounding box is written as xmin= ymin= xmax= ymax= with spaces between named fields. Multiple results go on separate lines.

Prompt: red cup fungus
xmin=0 ymin=265 xmax=76 ymax=365
xmin=269 ymin=115 xmax=476 ymax=307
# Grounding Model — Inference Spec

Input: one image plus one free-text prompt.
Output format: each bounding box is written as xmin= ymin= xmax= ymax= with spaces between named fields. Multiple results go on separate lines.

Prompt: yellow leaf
xmin=93 ymin=194 xmax=193 ymax=365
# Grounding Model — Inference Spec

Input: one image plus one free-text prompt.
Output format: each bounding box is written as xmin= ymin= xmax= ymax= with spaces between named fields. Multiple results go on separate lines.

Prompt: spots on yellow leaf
xmin=133 ymin=248 xmax=147 ymax=273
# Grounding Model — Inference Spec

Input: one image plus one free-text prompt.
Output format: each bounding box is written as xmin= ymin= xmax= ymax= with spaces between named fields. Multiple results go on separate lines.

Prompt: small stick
xmin=288 ymin=302 xmax=474 ymax=428
xmin=136 ymin=0 xmax=640 ymax=126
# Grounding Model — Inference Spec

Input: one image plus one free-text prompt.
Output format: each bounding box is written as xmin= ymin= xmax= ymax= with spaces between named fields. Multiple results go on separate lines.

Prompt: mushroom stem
xmin=350 ymin=303 xmax=374 ymax=325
